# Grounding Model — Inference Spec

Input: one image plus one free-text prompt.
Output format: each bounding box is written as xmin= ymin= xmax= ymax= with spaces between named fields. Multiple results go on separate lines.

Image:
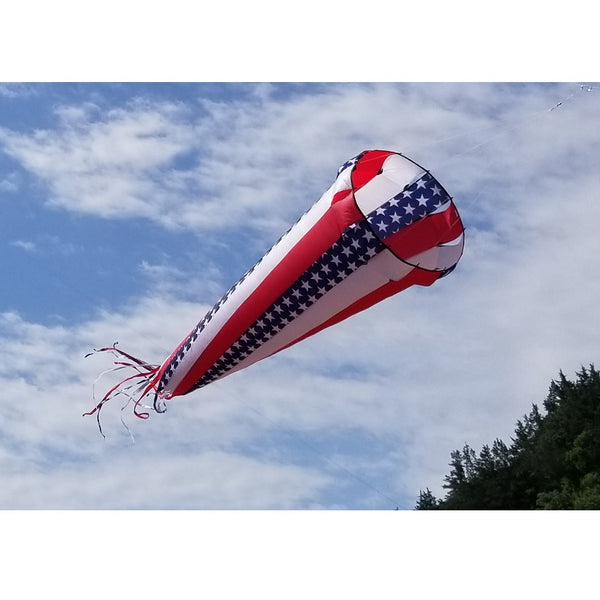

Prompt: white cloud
xmin=9 ymin=234 xmax=76 ymax=255
xmin=0 ymin=99 xmax=198 ymax=223
xmin=0 ymin=83 xmax=34 ymax=98
xmin=0 ymin=171 xmax=20 ymax=192
xmin=0 ymin=301 xmax=331 ymax=508
xmin=1 ymin=83 xmax=599 ymax=508
xmin=0 ymin=447 xmax=331 ymax=509
xmin=10 ymin=239 xmax=36 ymax=251
xmin=4 ymin=83 xmax=586 ymax=237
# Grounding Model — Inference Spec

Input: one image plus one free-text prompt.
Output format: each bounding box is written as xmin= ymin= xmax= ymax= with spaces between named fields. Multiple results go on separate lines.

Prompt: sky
xmin=1 ymin=81 xmax=599 ymax=513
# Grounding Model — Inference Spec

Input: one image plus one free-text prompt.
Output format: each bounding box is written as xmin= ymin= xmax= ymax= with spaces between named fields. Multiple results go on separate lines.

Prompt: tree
xmin=415 ymin=365 xmax=600 ymax=510
xmin=415 ymin=488 xmax=440 ymax=510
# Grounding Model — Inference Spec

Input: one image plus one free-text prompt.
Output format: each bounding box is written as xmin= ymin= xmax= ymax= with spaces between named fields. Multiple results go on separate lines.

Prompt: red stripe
xmin=351 ymin=150 xmax=394 ymax=191
xmin=383 ymin=203 xmax=464 ymax=260
xmin=173 ymin=190 xmax=364 ymax=396
xmin=275 ymin=268 xmax=440 ymax=353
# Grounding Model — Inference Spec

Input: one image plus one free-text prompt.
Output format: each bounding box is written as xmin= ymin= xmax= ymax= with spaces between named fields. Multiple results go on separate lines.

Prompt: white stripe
xmin=409 ymin=232 xmax=465 ymax=271
xmin=161 ymin=169 xmax=353 ymax=396
xmin=354 ymin=154 xmax=425 ymax=216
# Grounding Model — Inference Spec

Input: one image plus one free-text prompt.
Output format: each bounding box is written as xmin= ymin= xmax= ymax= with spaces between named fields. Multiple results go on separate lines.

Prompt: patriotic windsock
xmin=86 ymin=150 xmax=464 ymax=426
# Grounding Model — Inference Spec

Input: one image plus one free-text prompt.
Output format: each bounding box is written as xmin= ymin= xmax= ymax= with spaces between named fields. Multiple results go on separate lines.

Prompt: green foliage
xmin=415 ymin=488 xmax=440 ymax=510
xmin=415 ymin=365 xmax=600 ymax=509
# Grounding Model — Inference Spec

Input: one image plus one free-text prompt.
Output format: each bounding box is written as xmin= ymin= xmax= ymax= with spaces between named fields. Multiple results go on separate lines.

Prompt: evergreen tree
xmin=416 ymin=365 xmax=600 ymax=509
xmin=415 ymin=488 xmax=440 ymax=510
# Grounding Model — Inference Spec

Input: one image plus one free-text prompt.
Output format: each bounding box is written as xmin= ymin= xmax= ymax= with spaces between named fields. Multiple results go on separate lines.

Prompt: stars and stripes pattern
xmin=153 ymin=150 xmax=464 ymax=399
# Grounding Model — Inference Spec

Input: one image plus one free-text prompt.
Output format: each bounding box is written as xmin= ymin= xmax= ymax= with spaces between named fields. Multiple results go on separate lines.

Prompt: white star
xmin=416 ymin=194 xmax=428 ymax=206
xmin=404 ymin=203 xmax=416 ymax=215
xmin=416 ymin=178 xmax=427 ymax=189
xmin=431 ymin=184 xmax=442 ymax=196
xmin=390 ymin=212 xmax=402 ymax=223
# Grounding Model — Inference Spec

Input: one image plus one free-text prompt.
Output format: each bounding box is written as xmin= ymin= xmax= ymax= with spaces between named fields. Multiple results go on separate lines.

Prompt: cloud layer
xmin=1 ymin=83 xmax=599 ymax=508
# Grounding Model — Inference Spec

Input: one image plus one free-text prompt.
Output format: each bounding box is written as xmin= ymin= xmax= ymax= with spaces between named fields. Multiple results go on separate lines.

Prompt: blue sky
xmin=2 ymin=81 xmax=599 ymax=515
